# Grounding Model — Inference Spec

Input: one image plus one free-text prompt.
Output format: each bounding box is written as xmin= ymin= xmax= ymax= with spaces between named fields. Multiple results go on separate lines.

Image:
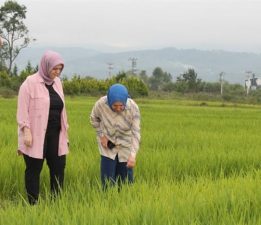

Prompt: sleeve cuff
xmin=19 ymin=123 xmax=30 ymax=131
xmin=130 ymin=151 xmax=136 ymax=158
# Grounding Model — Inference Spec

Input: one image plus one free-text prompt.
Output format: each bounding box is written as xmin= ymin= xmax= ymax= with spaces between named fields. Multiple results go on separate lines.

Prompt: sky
xmin=1 ymin=0 xmax=261 ymax=53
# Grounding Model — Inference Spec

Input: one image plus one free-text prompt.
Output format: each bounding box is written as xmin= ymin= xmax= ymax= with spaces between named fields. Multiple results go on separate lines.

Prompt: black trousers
xmin=23 ymin=129 xmax=66 ymax=205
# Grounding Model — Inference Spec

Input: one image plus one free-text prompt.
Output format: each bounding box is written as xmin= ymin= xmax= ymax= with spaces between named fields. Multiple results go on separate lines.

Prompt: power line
xmin=219 ymin=72 xmax=224 ymax=95
xmin=107 ymin=62 xmax=114 ymax=78
xmin=128 ymin=57 xmax=137 ymax=75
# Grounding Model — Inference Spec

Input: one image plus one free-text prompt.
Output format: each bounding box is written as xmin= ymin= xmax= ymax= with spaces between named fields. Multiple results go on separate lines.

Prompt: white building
xmin=245 ymin=76 xmax=261 ymax=94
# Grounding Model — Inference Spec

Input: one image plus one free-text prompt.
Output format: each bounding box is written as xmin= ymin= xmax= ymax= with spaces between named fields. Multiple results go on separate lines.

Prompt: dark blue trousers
xmin=100 ymin=154 xmax=133 ymax=189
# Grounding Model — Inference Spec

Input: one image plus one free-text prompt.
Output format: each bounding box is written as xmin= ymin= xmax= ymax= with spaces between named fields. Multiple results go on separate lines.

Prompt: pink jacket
xmin=17 ymin=73 xmax=69 ymax=159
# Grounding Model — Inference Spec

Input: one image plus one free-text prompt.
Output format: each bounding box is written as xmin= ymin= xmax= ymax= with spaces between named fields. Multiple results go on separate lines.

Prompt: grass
xmin=0 ymin=96 xmax=261 ymax=224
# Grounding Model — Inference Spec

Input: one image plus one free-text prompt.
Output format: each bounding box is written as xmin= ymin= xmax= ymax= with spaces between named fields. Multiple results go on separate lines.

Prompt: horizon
xmin=27 ymin=43 xmax=261 ymax=55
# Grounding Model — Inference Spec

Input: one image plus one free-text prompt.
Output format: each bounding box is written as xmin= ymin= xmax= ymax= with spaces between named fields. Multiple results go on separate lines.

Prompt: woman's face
xmin=49 ymin=64 xmax=63 ymax=80
xmin=112 ymin=101 xmax=125 ymax=113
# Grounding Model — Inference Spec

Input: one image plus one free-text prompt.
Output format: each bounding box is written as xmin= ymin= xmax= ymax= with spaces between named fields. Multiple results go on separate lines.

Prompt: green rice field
xmin=1 ymin=96 xmax=261 ymax=225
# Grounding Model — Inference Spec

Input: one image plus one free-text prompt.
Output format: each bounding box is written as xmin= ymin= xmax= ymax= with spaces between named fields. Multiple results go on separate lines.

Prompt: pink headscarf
xmin=38 ymin=50 xmax=64 ymax=85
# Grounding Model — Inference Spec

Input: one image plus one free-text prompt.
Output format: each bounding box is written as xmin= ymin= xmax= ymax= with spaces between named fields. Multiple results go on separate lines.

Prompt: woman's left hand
xmin=127 ymin=153 xmax=136 ymax=168
xmin=100 ymin=135 xmax=108 ymax=148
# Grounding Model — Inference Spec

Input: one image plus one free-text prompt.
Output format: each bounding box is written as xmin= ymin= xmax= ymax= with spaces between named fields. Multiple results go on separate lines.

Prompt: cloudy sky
xmin=2 ymin=0 xmax=261 ymax=53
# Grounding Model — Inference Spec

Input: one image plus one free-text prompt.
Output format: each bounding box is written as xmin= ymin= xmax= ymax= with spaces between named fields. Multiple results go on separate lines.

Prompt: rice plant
xmin=1 ymin=97 xmax=261 ymax=225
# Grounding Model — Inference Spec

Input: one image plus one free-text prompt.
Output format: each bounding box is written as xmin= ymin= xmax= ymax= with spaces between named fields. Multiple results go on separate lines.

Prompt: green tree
xmin=115 ymin=71 xmax=127 ymax=82
xmin=139 ymin=70 xmax=149 ymax=86
xmin=202 ymin=82 xmax=220 ymax=93
xmin=12 ymin=63 xmax=18 ymax=76
xmin=176 ymin=68 xmax=201 ymax=92
xmin=18 ymin=61 xmax=36 ymax=83
xmin=149 ymin=67 xmax=172 ymax=91
xmin=121 ymin=76 xmax=148 ymax=97
xmin=24 ymin=61 xmax=37 ymax=74
xmin=0 ymin=0 xmax=34 ymax=75
xmin=0 ymin=70 xmax=11 ymax=87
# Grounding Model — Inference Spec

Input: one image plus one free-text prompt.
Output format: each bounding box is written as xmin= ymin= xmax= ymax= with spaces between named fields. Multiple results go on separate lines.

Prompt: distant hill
xmin=15 ymin=46 xmax=261 ymax=84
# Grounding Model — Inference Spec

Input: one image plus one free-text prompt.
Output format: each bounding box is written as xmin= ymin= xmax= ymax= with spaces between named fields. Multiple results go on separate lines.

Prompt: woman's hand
xmin=23 ymin=127 xmax=32 ymax=147
xmin=100 ymin=135 xmax=109 ymax=148
xmin=127 ymin=153 xmax=136 ymax=168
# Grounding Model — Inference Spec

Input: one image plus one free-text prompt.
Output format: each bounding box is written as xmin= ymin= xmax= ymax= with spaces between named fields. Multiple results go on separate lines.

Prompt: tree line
xmin=0 ymin=60 xmax=253 ymax=102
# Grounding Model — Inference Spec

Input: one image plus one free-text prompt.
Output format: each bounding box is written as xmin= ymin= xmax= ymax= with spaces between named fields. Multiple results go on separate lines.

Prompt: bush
xmin=0 ymin=71 xmax=11 ymax=87
xmin=0 ymin=87 xmax=16 ymax=98
xmin=62 ymin=74 xmax=148 ymax=97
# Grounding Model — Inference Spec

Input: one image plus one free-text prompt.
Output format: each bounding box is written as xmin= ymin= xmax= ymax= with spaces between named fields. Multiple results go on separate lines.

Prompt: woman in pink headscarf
xmin=17 ymin=50 xmax=69 ymax=204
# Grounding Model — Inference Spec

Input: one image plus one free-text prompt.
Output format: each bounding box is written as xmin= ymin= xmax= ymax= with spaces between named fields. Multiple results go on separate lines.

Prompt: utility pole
xmin=128 ymin=57 xmax=137 ymax=75
xmin=219 ymin=72 xmax=224 ymax=95
xmin=245 ymin=71 xmax=252 ymax=95
xmin=107 ymin=63 xmax=114 ymax=78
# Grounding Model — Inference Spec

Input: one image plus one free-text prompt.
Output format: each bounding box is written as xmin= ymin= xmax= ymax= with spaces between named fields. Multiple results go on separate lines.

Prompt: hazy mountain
xmin=15 ymin=46 xmax=261 ymax=84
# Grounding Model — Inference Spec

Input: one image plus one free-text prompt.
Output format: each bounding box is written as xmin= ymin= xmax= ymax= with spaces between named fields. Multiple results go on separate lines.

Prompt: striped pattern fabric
xmin=90 ymin=96 xmax=141 ymax=162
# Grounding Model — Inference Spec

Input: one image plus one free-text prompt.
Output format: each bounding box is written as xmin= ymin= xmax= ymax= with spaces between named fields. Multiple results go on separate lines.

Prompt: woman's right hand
xmin=100 ymin=135 xmax=108 ymax=148
xmin=23 ymin=127 xmax=32 ymax=147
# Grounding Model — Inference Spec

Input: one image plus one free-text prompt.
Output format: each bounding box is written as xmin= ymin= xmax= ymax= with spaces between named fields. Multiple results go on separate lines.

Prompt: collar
xmin=36 ymin=72 xmax=57 ymax=84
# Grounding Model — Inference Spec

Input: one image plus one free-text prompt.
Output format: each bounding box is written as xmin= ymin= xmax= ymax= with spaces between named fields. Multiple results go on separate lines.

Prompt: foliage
xmin=202 ymin=81 xmax=221 ymax=93
xmin=12 ymin=64 xmax=18 ymax=76
xmin=176 ymin=68 xmax=202 ymax=92
xmin=120 ymin=76 xmax=148 ymax=97
xmin=149 ymin=67 xmax=172 ymax=91
xmin=247 ymin=89 xmax=261 ymax=104
xmin=62 ymin=72 xmax=148 ymax=97
xmin=221 ymin=82 xmax=245 ymax=102
xmin=63 ymin=75 xmax=107 ymax=96
xmin=18 ymin=61 xmax=37 ymax=83
xmin=0 ymin=58 xmax=256 ymax=105
xmin=0 ymin=70 xmax=11 ymax=87
xmin=114 ymin=71 xmax=127 ymax=82
xmin=138 ymin=70 xmax=149 ymax=86
xmin=0 ymin=86 xmax=16 ymax=98
xmin=0 ymin=52 xmax=7 ymax=72
xmin=112 ymin=71 xmax=148 ymax=97
xmin=0 ymin=0 xmax=34 ymax=75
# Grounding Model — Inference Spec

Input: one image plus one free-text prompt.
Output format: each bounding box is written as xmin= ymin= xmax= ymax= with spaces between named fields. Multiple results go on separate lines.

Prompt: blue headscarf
xmin=107 ymin=84 xmax=129 ymax=109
